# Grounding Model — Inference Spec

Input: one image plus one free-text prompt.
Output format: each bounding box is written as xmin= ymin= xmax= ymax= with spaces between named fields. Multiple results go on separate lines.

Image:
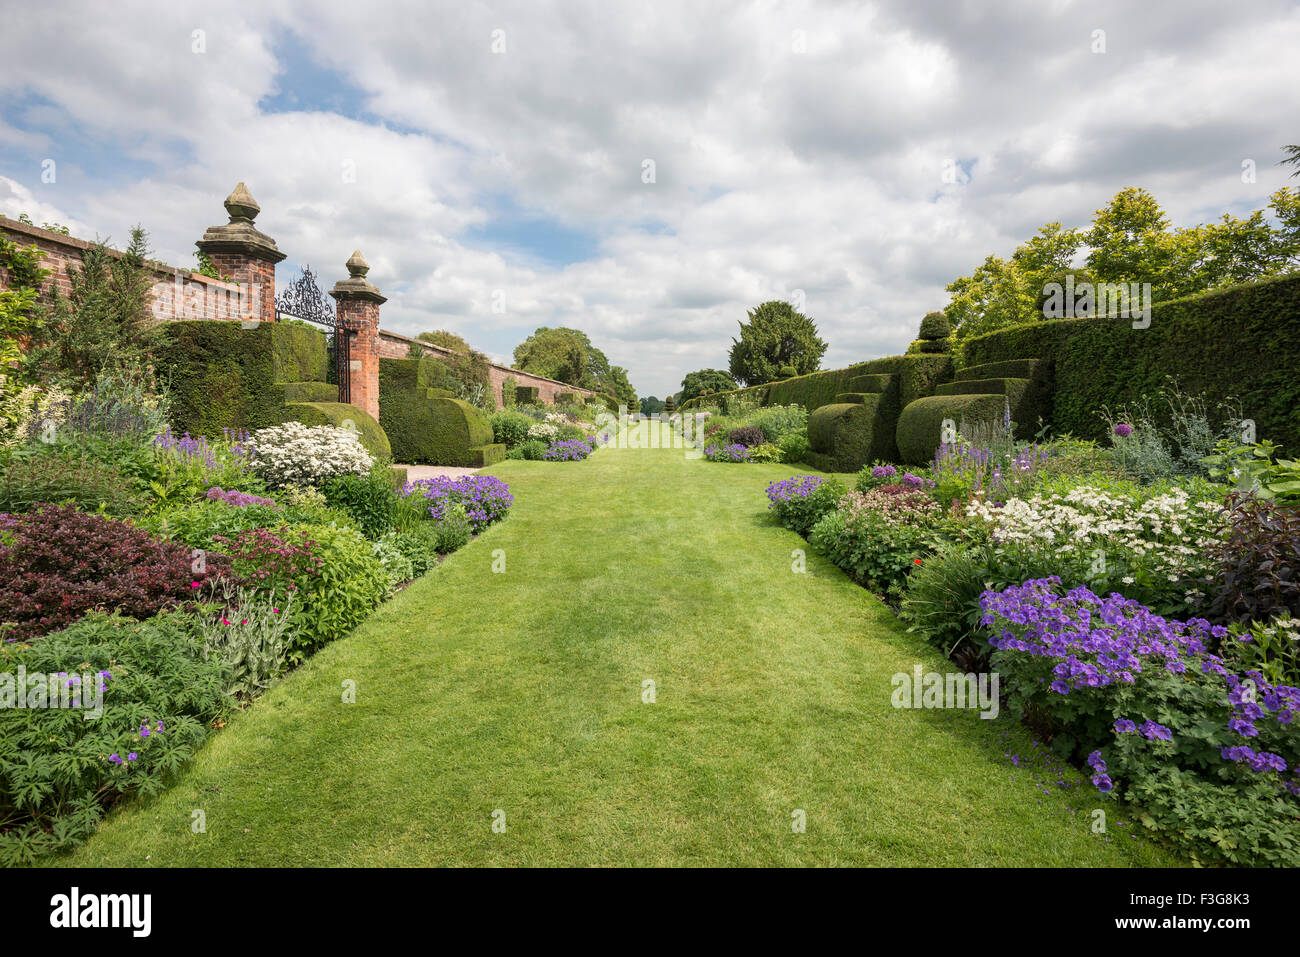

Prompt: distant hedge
xmin=688 ymin=354 xmax=951 ymax=413
xmin=957 ymin=273 xmax=1300 ymax=452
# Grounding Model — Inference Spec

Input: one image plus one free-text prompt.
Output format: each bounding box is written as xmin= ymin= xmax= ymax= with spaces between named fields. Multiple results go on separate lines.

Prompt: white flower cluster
xmin=967 ymin=485 xmax=1224 ymax=582
xmin=247 ymin=421 xmax=373 ymax=488
xmin=544 ymin=412 xmax=571 ymax=425
xmin=528 ymin=422 xmax=560 ymax=441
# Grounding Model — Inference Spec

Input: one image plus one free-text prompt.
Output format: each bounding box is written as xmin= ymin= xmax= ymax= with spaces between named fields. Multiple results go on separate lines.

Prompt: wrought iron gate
xmin=275 ymin=265 xmax=351 ymax=405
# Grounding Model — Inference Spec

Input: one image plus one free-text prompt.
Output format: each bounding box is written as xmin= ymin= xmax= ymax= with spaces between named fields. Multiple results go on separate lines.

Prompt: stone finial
xmin=330 ymin=250 xmax=386 ymax=305
xmin=223 ymin=182 xmax=260 ymax=223
xmin=345 ymin=250 xmax=369 ymax=278
xmin=197 ymin=181 xmax=285 ymax=264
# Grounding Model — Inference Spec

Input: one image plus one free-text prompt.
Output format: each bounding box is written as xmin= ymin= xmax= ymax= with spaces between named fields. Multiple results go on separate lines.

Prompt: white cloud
xmin=0 ymin=0 xmax=1297 ymax=398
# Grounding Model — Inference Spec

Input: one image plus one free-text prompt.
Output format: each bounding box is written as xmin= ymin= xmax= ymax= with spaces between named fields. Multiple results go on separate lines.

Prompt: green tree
xmin=39 ymin=226 xmax=159 ymax=389
xmin=679 ymin=368 xmax=737 ymax=404
xmin=511 ymin=326 xmax=636 ymax=404
xmin=417 ymin=329 xmax=471 ymax=353
xmin=639 ymin=396 xmax=665 ymax=415
xmin=727 ymin=301 xmax=827 ymax=387
xmin=1083 ymin=187 xmax=1172 ymax=285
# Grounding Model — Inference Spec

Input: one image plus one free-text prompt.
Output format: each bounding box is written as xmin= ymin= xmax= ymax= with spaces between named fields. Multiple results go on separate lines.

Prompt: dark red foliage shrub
xmin=1208 ymin=493 xmax=1300 ymax=625
xmin=0 ymin=504 xmax=229 ymax=640
xmin=728 ymin=425 xmax=767 ymax=448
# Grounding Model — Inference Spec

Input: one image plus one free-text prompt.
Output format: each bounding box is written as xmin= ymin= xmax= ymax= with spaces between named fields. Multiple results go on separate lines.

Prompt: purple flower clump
xmin=401 ymin=475 xmax=514 ymax=533
xmin=1113 ymin=423 xmax=1133 ymax=437
xmin=206 ymin=486 xmax=276 ymax=508
xmin=765 ymin=474 xmax=825 ymax=507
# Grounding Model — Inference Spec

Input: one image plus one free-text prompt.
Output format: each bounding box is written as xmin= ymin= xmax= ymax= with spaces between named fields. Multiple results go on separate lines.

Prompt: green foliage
xmin=807 ymin=399 xmax=895 ymax=473
xmin=1223 ymin=614 xmax=1300 ymax=689
xmin=501 ymin=377 xmax=518 ymax=407
xmin=511 ymin=327 xmax=635 ymax=405
xmin=942 ymin=187 xmax=1300 ymax=344
xmin=282 ymin=523 xmax=388 ymax=653
xmin=416 ymin=329 xmax=470 ymax=353
xmin=432 ymin=502 xmax=471 ymax=553
xmin=490 ymin=409 xmax=534 ymax=448
xmin=777 ymin=431 xmax=810 ymax=463
xmin=198 ymin=584 xmax=296 ymax=699
xmin=918 ymin=311 xmax=951 ymax=340
xmin=322 ymin=468 xmax=399 ymax=538
xmin=0 ymin=611 xmax=226 ymax=864
xmin=1099 ymin=380 xmax=1244 ymax=483
xmin=746 ymin=404 xmax=809 ymax=443
xmin=35 ymin=227 xmax=160 ymax=390
xmin=0 ymin=238 xmax=50 ymax=404
xmin=1202 ymin=439 xmax=1300 ymax=508
xmin=728 ymin=300 xmax=828 ymax=386
xmin=285 ymin=401 xmax=390 ymax=459
xmin=777 ymin=364 xmax=797 ymax=379
xmin=155 ymin=320 xmax=336 ymax=440
xmin=0 ymin=448 xmax=147 ymax=516
xmin=679 ymin=369 xmax=738 ymax=405
xmin=895 ymin=394 xmax=1007 ymax=465
xmin=380 ymin=360 xmax=495 ymax=465
xmin=506 ymin=439 xmax=547 ymax=461
xmin=809 ymin=506 xmax=937 ymax=601
xmin=770 ymin=477 xmax=845 ymax=537
xmin=515 ymin=386 xmax=539 ymax=405
xmin=899 ymin=544 xmax=995 ymax=663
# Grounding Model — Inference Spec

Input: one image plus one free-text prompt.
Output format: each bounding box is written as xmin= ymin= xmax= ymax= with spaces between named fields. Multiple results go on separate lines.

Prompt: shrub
xmin=746 ymin=403 xmax=808 ymax=441
xmin=204 ymin=486 xmax=275 ymax=508
xmin=806 ymin=400 xmax=893 ymax=473
xmin=198 ymin=584 xmax=295 ymax=699
xmin=220 ymin=523 xmax=386 ymax=655
xmin=0 ymin=449 xmax=147 ymax=516
xmin=809 ymin=505 xmax=937 ymax=600
xmin=746 ymin=442 xmax=784 ymax=463
xmin=765 ymin=475 xmax=845 ymax=536
xmin=899 ymin=544 xmax=996 ymax=664
xmin=507 ymin=439 xmax=547 ymax=460
xmin=246 ymin=422 xmax=373 ymax=488
xmin=400 ymin=475 xmax=514 ymax=534
xmin=490 ymin=410 xmax=534 ymax=448
xmin=370 ymin=534 xmax=415 ymax=592
xmin=0 ymin=505 xmax=228 ymax=641
xmin=1206 ymin=494 xmax=1300 ymax=626
xmin=983 ymin=579 xmax=1300 ymax=866
xmin=777 ymin=431 xmax=809 ymax=463
xmin=0 ymin=610 xmax=228 ymax=864
xmin=895 ymin=394 xmax=1007 ymax=465
xmin=432 ymin=503 xmax=472 ymax=553
xmin=966 ymin=481 xmax=1225 ymax=618
xmin=380 ymin=527 xmax=441 ymax=575
xmin=919 ymin=311 xmax=952 ymax=340
xmin=528 ymin=422 xmax=560 ymax=442
xmin=727 ymin=425 xmax=767 ymax=448
xmin=322 ymin=469 xmax=399 ymax=538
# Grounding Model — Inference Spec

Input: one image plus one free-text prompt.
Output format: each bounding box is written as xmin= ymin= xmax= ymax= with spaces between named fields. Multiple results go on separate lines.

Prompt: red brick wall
xmin=0 ymin=218 xmax=260 ymax=323
xmin=378 ymin=329 xmax=601 ymax=408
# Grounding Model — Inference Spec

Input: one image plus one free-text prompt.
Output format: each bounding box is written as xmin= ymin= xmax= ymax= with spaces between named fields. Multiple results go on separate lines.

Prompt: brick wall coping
xmin=0 ymin=215 xmax=243 ymax=292
xmin=379 ymin=328 xmax=601 ymax=397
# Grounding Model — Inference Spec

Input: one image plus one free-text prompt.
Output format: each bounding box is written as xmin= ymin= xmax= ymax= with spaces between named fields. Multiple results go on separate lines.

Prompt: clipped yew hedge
xmin=896 ymin=394 xmax=1006 ymax=465
xmin=957 ymin=273 xmax=1300 ymax=452
xmin=157 ymin=321 xmax=385 ymax=454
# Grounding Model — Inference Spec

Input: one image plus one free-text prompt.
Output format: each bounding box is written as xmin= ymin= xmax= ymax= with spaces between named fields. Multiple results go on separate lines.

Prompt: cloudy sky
xmin=1 ymin=1 xmax=1296 ymax=399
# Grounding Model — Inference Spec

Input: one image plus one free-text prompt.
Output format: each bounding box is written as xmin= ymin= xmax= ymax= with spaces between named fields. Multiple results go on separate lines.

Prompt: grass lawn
xmin=66 ymin=447 xmax=1181 ymax=866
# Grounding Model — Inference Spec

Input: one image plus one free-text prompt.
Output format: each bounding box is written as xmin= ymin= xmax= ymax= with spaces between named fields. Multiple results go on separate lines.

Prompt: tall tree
xmin=727 ymin=301 xmax=827 ymax=387
xmin=511 ymin=326 xmax=636 ymax=404
xmin=679 ymin=368 xmax=737 ymax=404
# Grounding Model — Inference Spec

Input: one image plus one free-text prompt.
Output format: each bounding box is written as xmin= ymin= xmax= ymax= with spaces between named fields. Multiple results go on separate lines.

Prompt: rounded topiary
xmin=664 ymin=395 xmax=676 ymax=413
xmin=895 ymin=394 xmax=1006 ymax=465
xmin=919 ymin=311 xmax=952 ymax=341
xmin=778 ymin=365 xmax=797 ymax=379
